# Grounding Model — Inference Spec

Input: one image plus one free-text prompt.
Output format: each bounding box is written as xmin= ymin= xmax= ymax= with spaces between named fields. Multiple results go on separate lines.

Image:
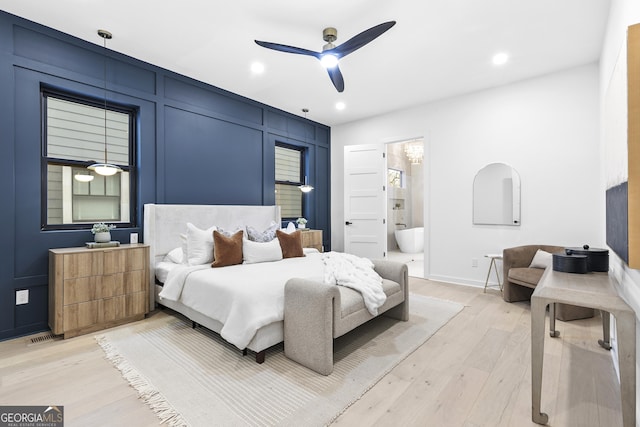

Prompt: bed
xmin=143 ymin=204 xmax=409 ymax=371
xmin=144 ymin=203 xmax=293 ymax=361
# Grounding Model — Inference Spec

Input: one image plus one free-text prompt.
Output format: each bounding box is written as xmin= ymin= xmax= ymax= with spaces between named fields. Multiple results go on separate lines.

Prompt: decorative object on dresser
xmin=90 ymin=222 xmax=116 ymax=243
xmin=300 ymin=228 xmax=323 ymax=252
xmin=552 ymin=245 xmax=609 ymax=274
xmin=552 ymin=252 xmax=588 ymax=274
xmin=296 ymin=217 xmax=307 ymax=229
xmin=564 ymin=245 xmax=609 ymax=272
xmin=49 ymin=244 xmax=149 ymax=339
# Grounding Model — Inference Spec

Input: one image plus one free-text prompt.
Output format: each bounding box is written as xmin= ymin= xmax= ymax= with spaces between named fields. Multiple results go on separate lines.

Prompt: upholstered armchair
xmin=503 ymin=244 xmax=594 ymax=321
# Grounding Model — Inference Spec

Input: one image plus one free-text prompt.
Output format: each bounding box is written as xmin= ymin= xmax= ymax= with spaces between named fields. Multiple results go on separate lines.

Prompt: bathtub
xmin=394 ymin=227 xmax=424 ymax=253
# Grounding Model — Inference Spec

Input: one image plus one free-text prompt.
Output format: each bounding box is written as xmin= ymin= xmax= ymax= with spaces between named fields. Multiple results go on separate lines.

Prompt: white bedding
xmin=155 ymin=261 xmax=181 ymax=283
xmin=159 ymin=253 xmax=326 ymax=349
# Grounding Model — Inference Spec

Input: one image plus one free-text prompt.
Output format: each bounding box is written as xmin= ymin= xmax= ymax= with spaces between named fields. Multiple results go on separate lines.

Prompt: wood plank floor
xmin=0 ymin=278 xmax=623 ymax=426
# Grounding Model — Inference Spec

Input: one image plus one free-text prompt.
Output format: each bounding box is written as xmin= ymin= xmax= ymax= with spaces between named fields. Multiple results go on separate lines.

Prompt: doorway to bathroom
xmin=385 ymin=138 xmax=425 ymax=278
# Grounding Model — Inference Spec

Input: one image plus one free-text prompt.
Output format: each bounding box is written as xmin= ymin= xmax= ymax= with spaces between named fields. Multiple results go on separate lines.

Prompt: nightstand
xmin=48 ymin=243 xmax=149 ymax=338
xmin=300 ymin=229 xmax=323 ymax=252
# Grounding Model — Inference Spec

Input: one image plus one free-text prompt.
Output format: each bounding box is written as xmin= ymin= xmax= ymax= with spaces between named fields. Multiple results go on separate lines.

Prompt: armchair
xmin=503 ymin=244 xmax=594 ymax=321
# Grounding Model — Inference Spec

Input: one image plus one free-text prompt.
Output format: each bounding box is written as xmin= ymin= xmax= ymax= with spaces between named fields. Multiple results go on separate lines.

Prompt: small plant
xmin=296 ymin=217 xmax=307 ymax=225
xmin=91 ymin=222 xmax=116 ymax=234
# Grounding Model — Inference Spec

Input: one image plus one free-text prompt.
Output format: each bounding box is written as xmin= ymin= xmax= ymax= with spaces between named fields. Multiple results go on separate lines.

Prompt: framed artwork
xmin=606 ymin=23 xmax=640 ymax=268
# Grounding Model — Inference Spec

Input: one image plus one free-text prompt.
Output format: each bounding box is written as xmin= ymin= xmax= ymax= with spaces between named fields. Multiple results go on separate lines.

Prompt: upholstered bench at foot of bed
xmin=284 ymin=260 xmax=409 ymax=375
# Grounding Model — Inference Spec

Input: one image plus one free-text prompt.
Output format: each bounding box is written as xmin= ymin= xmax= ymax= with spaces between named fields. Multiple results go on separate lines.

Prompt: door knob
xmin=345 ymin=221 xmax=353 ymax=225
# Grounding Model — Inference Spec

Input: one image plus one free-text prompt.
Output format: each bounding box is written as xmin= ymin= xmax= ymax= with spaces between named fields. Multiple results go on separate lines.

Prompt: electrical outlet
xmin=16 ymin=289 xmax=29 ymax=305
xmin=471 ymin=258 xmax=478 ymax=268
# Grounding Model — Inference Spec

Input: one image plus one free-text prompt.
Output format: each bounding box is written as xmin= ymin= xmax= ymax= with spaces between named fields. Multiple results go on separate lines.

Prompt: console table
xmin=531 ymin=268 xmax=635 ymax=426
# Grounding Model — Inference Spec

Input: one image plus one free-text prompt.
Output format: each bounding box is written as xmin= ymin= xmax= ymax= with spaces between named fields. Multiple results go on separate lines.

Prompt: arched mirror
xmin=473 ymin=163 xmax=521 ymax=226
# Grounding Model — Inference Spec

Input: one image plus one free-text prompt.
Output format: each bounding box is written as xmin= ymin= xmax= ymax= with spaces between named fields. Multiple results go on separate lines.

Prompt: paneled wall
xmin=0 ymin=11 xmax=331 ymax=340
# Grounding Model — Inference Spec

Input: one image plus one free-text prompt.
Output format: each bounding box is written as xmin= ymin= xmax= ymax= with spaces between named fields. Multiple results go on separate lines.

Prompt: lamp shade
xmin=74 ymin=173 xmax=94 ymax=182
xmin=299 ymin=176 xmax=314 ymax=193
xmin=88 ymin=163 xmax=122 ymax=176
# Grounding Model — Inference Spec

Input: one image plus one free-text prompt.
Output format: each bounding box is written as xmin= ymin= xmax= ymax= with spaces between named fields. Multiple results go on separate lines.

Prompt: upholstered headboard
xmin=143 ymin=204 xmax=281 ymax=307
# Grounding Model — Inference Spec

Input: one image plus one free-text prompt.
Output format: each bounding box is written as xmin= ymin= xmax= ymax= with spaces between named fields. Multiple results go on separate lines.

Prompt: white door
xmin=344 ymin=144 xmax=387 ymax=259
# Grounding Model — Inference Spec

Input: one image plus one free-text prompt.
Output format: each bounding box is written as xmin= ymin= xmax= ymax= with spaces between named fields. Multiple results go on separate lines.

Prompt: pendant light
xmin=299 ymin=176 xmax=314 ymax=193
xmin=88 ymin=29 xmax=122 ymax=177
xmin=74 ymin=171 xmax=94 ymax=182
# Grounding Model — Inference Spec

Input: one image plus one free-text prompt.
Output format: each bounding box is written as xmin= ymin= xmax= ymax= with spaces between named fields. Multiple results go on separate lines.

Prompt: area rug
xmin=96 ymin=293 xmax=463 ymax=427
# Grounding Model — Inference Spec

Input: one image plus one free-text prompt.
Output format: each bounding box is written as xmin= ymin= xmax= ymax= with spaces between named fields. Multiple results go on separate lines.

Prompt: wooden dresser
xmin=49 ymin=243 xmax=149 ymax=338
xmin=300 ymin=229 xmax=323 ymax=252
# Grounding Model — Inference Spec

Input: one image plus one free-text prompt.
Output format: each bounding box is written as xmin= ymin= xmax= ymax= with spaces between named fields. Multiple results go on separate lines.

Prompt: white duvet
xmin=159 ymin=253 xmax=326 ymax=349
xmin=158 ymin=251 xmax=386 ymax=350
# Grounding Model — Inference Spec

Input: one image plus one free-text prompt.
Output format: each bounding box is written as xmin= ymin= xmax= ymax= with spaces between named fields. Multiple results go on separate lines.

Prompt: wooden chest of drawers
xmin=48 ymin=244 xmax=149 ymax=338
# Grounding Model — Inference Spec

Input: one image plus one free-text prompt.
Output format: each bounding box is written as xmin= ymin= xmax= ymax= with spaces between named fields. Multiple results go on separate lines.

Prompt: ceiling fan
xmin=255 ymin=21 xmax=396 ymax=93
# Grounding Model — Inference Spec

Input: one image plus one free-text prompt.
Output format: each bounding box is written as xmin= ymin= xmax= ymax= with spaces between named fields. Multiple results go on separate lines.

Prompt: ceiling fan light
xmin=320 ymin=54 xmax=339 ymax=69
xmin=88 ymin=163 xmax=122 ymax=176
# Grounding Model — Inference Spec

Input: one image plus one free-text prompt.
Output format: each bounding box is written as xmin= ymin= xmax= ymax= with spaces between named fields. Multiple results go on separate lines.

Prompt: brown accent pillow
xmin=212 ymin=230 xmax=244 ymax=267
xmin=276 ymin=229 xmax=304 ymax=259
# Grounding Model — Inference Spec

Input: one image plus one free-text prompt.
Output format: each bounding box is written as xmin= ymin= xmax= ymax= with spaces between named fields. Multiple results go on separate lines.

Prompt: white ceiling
xmin=0 ymin=0 xmax=611 ymax=126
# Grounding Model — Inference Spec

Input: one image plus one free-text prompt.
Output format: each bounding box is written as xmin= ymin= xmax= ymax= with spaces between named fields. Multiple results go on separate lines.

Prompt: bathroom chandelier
xmin=88 ymin=29 xmax=122 ymax=177
xmin=404 ymin=142 xmax=424 ymax=164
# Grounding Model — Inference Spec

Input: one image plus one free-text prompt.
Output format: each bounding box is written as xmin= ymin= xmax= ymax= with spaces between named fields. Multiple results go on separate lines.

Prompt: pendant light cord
xmin=102 ymin=34 xmax=108 ymax=164
xmin=98 ymin=29 xmax=112 ymax=165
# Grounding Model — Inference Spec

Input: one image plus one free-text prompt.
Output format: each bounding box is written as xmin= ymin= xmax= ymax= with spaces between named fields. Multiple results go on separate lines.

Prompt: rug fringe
xmin=96 ymin=335 xmax=189 ymax=426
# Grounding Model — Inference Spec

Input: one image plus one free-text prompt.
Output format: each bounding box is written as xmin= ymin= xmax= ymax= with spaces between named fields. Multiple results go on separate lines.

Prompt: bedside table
xmin=300 ymin=229 xmax=323 ymax=252
xmin=49 ymin=243 xmax=149 ymax=338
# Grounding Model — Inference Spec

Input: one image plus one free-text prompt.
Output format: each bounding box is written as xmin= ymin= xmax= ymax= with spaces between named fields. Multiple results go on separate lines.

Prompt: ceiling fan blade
xmin=255 ymin=40 xmax=320 ymax=58
xmin=327 ymin=65 xmax=345 ymax=92
xmin=332 ymin=21 xmax=396 ymax=59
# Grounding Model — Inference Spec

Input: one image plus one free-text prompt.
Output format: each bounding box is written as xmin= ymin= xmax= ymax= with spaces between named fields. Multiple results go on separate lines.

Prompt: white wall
xmin=332 ymin=63 xmax=601 ymax=287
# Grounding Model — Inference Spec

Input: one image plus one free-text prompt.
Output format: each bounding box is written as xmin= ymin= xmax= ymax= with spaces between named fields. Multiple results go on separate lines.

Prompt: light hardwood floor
xmin=0 ymin=278 xmax=623 ymax=426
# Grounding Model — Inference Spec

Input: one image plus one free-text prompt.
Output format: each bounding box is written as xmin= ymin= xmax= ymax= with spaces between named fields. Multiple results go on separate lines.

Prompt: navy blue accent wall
xmin=0 ymin=11 xmax=331 ymax=340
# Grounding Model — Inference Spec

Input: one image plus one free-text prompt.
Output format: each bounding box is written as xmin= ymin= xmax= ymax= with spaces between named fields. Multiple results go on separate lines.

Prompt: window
xmin=42 ymin=90 xmax=135 ymax=229
xmin=275 ymin=144 xmax=304 ymax=219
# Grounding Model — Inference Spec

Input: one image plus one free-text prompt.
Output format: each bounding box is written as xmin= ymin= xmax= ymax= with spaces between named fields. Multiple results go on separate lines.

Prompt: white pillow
xmin=280 ymin=222 xmax=296 ymax=234
xmin=186 ymin=223 xmax=217 ymax=265
xmin=242 ymin=238 xmax=283 ymax=264
xmin=529 ymin=249 xmax=553 ymax=269
xmin=164 ymin=247 xmax=184 ymax=264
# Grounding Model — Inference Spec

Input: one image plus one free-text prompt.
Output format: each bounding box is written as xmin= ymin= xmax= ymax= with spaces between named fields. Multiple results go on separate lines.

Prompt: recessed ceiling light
xmin=251 ymin=62 xmax=265 ymax=74
xmin=492 ymin=52 xmax=509 ymax=66
xmin=335 ymin=102 xmax=346 ymax=110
